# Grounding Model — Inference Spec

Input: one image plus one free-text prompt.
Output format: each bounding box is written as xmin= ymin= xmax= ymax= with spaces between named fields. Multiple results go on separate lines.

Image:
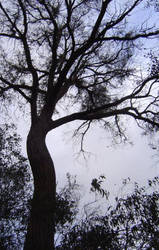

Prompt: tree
xmin=58 ymin=177 xmax=159 ymax=249
xmin=0 ymin=125 xmax=159 ymax=249
xmin=0 ymin=124 xmax=31 ymax=249
xmin=0 ymin=124 xmax=79 ymax=249
xmin=0 ymin=0 xmax=159 ymax=248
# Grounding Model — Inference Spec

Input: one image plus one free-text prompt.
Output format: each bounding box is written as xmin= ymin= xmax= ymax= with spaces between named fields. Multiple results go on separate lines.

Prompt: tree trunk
xmin=24 ymin=121 xmax=56 ymax=250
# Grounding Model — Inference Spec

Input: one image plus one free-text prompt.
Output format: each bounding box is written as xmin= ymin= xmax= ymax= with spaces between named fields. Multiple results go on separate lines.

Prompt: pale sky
xmin=46 ymin=118 xmax=159 ymax=200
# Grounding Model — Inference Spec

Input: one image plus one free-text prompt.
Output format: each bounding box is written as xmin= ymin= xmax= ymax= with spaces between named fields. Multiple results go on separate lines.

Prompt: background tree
xmin=57 ymin=177 xmax=159 ymax=249
xmin=0 ymin=125 xmax=159 ymax=249
xmin=0 ymin=124 xmax=31 ymax=249
xmin=0 ymin=0 xmax=159 ymax=248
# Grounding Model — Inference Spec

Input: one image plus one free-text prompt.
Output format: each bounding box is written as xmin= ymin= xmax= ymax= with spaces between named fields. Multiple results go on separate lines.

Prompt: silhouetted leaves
xmin=58 ymin=177 xmax=159 ymax=249
xmin=0 ymin=124 xmax=32 ymax=249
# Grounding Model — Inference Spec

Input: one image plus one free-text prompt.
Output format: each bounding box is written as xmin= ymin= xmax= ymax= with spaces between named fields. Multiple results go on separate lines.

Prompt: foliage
xmin=91 ymin=175 xmax=109 ymax=199
xmin=0 ymin=127 xmax=159 ymax=249
xmin=55 ymin=173 xmax=80 ymax=246
xmin=0 ymin=124 xmax=31 ymax=249
xmin=57 ymin=177 xmax=159 ymax=249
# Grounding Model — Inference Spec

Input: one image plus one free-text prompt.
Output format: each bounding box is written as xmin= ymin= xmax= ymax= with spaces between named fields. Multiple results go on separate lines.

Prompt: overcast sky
xmin=45 ymin=118 xmax=159 ymax=200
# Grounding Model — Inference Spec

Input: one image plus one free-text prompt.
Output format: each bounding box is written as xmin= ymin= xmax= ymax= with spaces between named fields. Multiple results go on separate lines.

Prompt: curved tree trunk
xmin=24 ymin=121 xmax=56 ymax=250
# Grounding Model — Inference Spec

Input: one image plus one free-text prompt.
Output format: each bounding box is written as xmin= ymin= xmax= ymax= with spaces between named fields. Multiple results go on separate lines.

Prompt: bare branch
xmin=99 ymin=30 xmax=159 ymax=42
xmin=98 ymin=0 xmax=141 ymax=38
xmin=17 ymin=0 xmax=28 ymax=35
xmin=48 ymin=104 xmax=159 ymax=131
xmin=0 ymin=76 xmax=31 ymax=102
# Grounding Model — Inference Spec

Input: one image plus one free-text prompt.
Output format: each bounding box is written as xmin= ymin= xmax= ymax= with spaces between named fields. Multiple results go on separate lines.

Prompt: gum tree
xmin=0 ymin=0 xmax=159 ymax=249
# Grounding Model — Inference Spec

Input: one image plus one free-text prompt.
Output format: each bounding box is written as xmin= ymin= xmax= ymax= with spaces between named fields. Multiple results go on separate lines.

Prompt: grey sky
xmin=46 ymin=119 xmax=159 ymax=199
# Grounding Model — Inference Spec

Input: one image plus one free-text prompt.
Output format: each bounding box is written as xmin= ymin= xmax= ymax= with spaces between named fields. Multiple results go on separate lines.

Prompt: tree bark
xmin=24 ymin=120 xmax=56 ymax=250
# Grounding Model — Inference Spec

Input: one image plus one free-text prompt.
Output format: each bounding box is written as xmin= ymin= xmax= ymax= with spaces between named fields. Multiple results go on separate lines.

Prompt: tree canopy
xmin=0 ymin=0 xmax=159 ymax=132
